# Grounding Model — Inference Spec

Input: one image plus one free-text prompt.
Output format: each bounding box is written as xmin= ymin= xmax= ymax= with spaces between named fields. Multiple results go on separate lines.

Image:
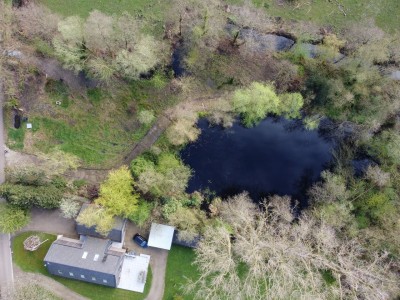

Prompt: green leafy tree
xmin=278 ymin=92 xmax=304 ymax=118
xmin=76 ymin=205 xmax=114 ymax=236
xmin=133 ymin=154 xmax=192 ymax=199
xmin=0 ymin=203 xmax=30 ymax=233
xmin=168 ymin=206 xmax=207 ymax=242
xmin=95 ymin=166 xmax=139 ymax=218
xmin=128 ymin=201 xmax=153 ymax=227
xmin=232 ymin=82 xmax=281 ymax=127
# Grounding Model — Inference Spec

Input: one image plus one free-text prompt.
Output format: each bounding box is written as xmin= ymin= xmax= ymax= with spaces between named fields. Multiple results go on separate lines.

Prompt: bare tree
xmin=15 ymin=3 xmax=60 ymax=42
xmin=187 ymin=193 xmax=399 ymax=300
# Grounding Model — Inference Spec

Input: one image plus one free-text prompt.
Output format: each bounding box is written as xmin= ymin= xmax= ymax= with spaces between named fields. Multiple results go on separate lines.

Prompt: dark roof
xmin=44 ymin=236 xmax=125 ymax=275
xmin=76 ymin=204 xmax=126 ymax=242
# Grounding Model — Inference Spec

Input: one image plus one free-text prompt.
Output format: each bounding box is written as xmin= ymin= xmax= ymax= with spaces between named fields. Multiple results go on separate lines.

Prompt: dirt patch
xmin=11 ymin=266 xmax=88 ymax=300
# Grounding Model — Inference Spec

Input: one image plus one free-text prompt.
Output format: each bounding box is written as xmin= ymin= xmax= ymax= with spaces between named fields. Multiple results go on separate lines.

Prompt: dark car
xmin=133 ymin=233 xmax=148 ymax=248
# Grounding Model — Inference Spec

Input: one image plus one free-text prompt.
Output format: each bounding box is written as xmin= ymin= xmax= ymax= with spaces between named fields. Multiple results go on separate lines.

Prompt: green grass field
xmin=39 ymin=0 xmax=166 ymax=18
xmin=252 ymin=0 xmax=399 ymax=33
xmin=163 ymin=245 xmax=200 ymax=300
xmin=8 ymin=127 xmax=25 ymax=150
xmin=11 ymin=72 xmax=173 ymax=168
xmin=13 ymin=231 xmax=152 ymax=300
xmin=22 ymin=82 xmax=142 ymax=167
xmin=39 ymin=0 xmax=168 ymax=36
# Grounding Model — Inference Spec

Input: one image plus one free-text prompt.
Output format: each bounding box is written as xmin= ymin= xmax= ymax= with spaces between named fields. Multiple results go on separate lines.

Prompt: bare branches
xmin=188 ymin=193 xmax=399 ymax=299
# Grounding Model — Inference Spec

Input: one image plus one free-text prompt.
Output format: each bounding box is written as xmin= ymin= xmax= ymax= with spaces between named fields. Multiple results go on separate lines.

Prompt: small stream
xmin=181 ymin=118 xmax=335 ymax=206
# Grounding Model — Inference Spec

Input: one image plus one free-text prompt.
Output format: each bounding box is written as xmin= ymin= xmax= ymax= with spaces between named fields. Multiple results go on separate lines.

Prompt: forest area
xmin=1 ymin=0 xmax=400 ymax=299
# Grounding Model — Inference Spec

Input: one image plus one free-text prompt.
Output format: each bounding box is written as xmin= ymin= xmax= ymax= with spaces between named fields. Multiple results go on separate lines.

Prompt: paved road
xmin=0 ymin=72 xmax=13 ymax=297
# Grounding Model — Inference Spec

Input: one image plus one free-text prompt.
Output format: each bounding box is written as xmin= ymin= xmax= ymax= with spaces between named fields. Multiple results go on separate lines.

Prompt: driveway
xmin=20 ymin=207 xmax=78 ymax=238
xmin=124 ymin=221 xmax=169 ymax=300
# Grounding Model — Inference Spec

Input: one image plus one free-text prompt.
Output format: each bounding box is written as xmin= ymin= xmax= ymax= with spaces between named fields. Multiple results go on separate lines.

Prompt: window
xmin=57 ymin=270 xmax=63 ymax=275
xmin=82 ymin=252 xmax=88 ymax=259
xmin=92 ymin=277 xmax=96 ymax=281
xmin=103 ymin=279 xmax=108 ymax=283
xmin=69 ymin=272 xmax=74 ymax=277
xmin=93 ymin=254 xmax=99 ymax=261
xmin=80 ymin=275 xmax=85 ymax=279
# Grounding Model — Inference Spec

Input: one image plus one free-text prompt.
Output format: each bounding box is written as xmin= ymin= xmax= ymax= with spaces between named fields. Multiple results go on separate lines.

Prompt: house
xmin=43 ymin=205 xmax=151 ymax=292
xmin=44 ymin=235 xmax=125 ymax=287
xmin=76 ymin=204 xmax=127 ymax=243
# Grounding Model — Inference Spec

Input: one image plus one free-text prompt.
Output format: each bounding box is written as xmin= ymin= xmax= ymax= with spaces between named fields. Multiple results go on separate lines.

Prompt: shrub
xmin=7 ymin=167 xmax=46 ymax=186
xmin=0 ymin=184 xmax=63 ymax=209
xmin=60 ymin=197 xmax=81 ymax=219
xmin=138 ymin=110 xmax=155 ymax=125
xmin=0 ymin=203 xmax=30 ymax=233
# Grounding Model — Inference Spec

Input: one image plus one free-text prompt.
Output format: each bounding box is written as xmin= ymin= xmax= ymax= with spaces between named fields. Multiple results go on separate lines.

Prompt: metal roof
xmin=44 ymin=236 xmax=125 ymax=275
xmin=147 ymin=223 xmax=175 ymax=250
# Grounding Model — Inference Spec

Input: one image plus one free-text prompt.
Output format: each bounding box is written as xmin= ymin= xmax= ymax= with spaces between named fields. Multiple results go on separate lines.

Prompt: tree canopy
xmin=187 ymin=193 xmax=398 ymax=300
xmin=232 ymin=82 xmax=304 ymax=127
xmin=95 ymin=166 xmax=139 ymax=218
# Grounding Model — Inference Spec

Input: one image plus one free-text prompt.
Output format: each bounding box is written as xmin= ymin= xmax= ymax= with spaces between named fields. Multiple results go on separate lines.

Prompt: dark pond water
xmin=172 ymin=47 xmax=186 ymax=77
xmin=181 ymin=118 xmax=335 ymax=206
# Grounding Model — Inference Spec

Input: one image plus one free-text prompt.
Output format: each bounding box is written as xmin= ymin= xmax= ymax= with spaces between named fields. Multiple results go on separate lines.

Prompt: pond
xmin=181 ymin=117 xmax=335 ymax=207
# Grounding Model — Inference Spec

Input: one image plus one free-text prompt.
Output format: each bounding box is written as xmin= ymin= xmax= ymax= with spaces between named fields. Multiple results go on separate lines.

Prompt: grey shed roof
xmin=76 ymin=204 xmax=126 ymax=242
xmin=44 ymin=236 xmax=125 ymax=275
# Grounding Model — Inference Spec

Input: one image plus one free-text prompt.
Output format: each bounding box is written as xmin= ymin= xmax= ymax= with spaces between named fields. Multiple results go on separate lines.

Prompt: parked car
xmin=133 ymin=233 xmax=148 ymax=248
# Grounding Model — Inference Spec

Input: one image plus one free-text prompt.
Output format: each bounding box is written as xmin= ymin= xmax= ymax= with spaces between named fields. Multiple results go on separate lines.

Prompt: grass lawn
xmin=163 ymin=245 xmax=200 ymax=300
xmin=21 ymin=81 xmax=145 ymax=167
xmin=39 ymin=0 xmax=168 ymax=36
xmin=250 ymin=0 xmax=400 ymax=33
xmin=13 ymin=71 xmax=175 ymax=167
xmin=7 ymin=127 xmax=25 ymax=150
xmin=13 ymin=231 xmax=152 ymax=300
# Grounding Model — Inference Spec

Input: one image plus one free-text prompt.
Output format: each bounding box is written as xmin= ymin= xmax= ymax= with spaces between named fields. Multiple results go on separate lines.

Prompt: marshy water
xmin=181 ymin=117 xmax=335 ymax=206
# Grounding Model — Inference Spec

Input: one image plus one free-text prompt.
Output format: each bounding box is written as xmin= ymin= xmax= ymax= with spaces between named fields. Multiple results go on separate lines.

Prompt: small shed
xmin=147 ymin=223 xmax=175 ymax=250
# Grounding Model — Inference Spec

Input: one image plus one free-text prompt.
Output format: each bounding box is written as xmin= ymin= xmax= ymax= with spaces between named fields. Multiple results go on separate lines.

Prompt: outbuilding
xmin=147 ymin=223 xmax=175 ymax=250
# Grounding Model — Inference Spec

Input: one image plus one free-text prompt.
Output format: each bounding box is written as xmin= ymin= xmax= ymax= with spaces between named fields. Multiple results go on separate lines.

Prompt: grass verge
xmin=163 ymin=245 xmax=200 ymax=300
xmin=13 ymin=231 xmax=152 ymax=300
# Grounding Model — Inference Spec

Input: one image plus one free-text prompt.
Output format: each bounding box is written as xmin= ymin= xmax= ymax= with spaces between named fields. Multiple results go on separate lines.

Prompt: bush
xmin=60 ymin=197 xmax=81 ymax=219
xmin=7 ymin=167 xmax=46 ymax=186
xmin=0 ymin=184 xmax=64 ymax=209
xmin=138 ymin=110 xmax=155 ymax=125
xmin=0 ymin=203 xmax=30 ymax=233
